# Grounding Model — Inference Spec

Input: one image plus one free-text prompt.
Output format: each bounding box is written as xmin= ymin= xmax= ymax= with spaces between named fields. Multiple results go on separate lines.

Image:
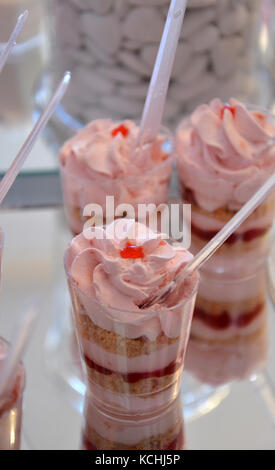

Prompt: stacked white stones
xmin=54 ymin=0 xmax=259 ymax=126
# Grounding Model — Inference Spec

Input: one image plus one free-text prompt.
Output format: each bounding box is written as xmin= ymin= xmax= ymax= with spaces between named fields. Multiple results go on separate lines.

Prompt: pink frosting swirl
xmin=60 ymin=119 xmax=169 ymax=179
xmin=65 ymin=220 xmax=198 ymax=340
xmin=66 ymin=219 xmax=194 ymax=310
xmin=176 ymin=98 xmax=275 ymax=211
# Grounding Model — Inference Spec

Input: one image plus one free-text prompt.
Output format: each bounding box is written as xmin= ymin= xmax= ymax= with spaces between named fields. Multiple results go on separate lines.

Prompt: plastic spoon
xmin=140 ymin=172 xmax=275 ymax=309
xmin=138 ymin=0 xmax=187 ymax=145
xmin=0 ymin=71 xmax=71 ymax=205
xmin=0 ymin=11 xmax=28 ymax=75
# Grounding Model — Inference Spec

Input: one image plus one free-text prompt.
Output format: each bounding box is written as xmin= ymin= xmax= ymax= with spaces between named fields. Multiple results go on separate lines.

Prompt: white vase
xmin=51 ymin=0 xmax=267 ymax=129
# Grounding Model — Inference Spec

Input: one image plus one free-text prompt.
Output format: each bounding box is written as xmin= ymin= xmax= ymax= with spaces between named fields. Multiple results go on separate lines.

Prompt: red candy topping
xmin=120 ymin=242 xmax=144 ymax=259
xmin=254 ymin=112 xmax=265 ymax=122
xmin=111 ymin=124 xmax=129 ymax=138
xmin=221 ymin=104 xmax=236 ymax=120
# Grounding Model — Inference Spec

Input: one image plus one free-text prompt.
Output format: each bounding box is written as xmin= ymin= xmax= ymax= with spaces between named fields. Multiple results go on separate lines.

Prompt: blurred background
xmin=0 ymin=0 xmax=275 ymax=184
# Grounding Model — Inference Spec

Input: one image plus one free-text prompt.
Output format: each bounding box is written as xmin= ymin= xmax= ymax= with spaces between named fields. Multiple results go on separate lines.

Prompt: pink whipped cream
xmin=65 ymin=219 xmax=198 ymax=341
xmin=177 ymin=98 xmax=275 ymax=211
xmin=60 ymin=119 xmax=169 ymax=179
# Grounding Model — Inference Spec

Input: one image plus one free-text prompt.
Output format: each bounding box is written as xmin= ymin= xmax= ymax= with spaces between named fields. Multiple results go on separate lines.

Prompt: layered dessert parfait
xmin=65 ymin=219 xmax=198 ymax=414
xmin=176 ymin=98 xmax=275 ymax=277
xmin=185 ymin=268 xmax=268 ymax=386
xmin=60 ymin=119 xmax=174 ymax=235
xmin=82 ymin=393 xmax=185 ymax=451
xmin=0 ymin=337 xmax=25 ymax=450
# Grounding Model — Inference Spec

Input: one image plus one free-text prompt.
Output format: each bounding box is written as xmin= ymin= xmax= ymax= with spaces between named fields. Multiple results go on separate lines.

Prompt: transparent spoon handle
xmin=181 ymin=172 xmax=275 ymax=279
xmin=0 ymin=11 xmax=28 ymax=74
xmin=0 ymin=71 xmax=71 ymax=205
xmin=138 ymin=0 xmax=187 ymax=144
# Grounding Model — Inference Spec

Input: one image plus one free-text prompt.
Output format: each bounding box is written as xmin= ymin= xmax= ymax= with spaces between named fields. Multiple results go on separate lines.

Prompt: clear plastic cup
xmin=65 ymin=241 xmax=198 ymax=416
xmin=60 ymin=125 xmax=174 ymax=235
xmin=81 ymin=391 xmax=185 ymax=450
xmin=0 ymin=337 xmax=25 ymax=450
xmin=185 ymin=266 xmax=268 ymax=386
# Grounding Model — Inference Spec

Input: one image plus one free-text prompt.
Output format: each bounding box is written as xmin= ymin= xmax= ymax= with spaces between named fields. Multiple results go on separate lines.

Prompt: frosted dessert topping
xmin=66 ymin=219 xmax=195 ymax=312
xmin=60 ymin=119 xmax=169 ymax=179
xmin=177 ymin=98 xmax=275 ymax=211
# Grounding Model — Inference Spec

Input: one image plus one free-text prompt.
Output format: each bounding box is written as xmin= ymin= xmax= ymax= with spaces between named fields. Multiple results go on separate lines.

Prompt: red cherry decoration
xmin=120 ymin=242 xmax=144 ymax=259
xmin=111 ymin=124 xmax=129 ymax=138
xmin=221 ymin=104 xmax=236 ymax=119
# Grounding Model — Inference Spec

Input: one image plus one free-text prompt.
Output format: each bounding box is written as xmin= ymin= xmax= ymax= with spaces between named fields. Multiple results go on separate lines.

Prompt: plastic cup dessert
xmin=176 ymin=98 xmax=275 ymax=277
xmin=0 ymin=337 xmax=25 ymax=450
xmin=64 ymin=219 xmax=198 ymax=414
xmin=185 ymin=267 xmax=268 ymax=386
xmin=81 ymin=392 xmax=185 ymax=451
xmin=60 ymin=120 xmax=174 ymax=235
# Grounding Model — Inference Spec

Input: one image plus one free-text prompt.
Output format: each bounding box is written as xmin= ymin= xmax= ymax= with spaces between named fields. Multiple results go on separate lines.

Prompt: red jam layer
xmin=84 ymin=355 xmax=182 ymax=383
xmin=164 ymin=427 xmax=184 ymax=450
xmin=191 ymin=223 xmax=271 ymax=245
xmin=82 ymin=434 xmax=97 ymax=450
xmin=82 ymin=427 xmax=184 ymax=450
xmin=194 ymin=302 xmax=264 ymax=330
xmin=184 ymin=188 xmax=271 ymax=245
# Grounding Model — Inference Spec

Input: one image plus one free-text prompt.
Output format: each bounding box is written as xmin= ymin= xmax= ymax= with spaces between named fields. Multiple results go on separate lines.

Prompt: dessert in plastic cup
xmin=64 ymin=219 xmax=198 ymax=415
xmin=81 ymin=392 xmax=185 ymax=450
xmin=0 ymin=337 xmax=25 ymax=450
xmin=176 ymin=98 xmax=275 ymax=277
xmin=60 ymin=120 xmax=174 ymax=235
xmin=185 ymin=267 xmax=268 ymax=386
